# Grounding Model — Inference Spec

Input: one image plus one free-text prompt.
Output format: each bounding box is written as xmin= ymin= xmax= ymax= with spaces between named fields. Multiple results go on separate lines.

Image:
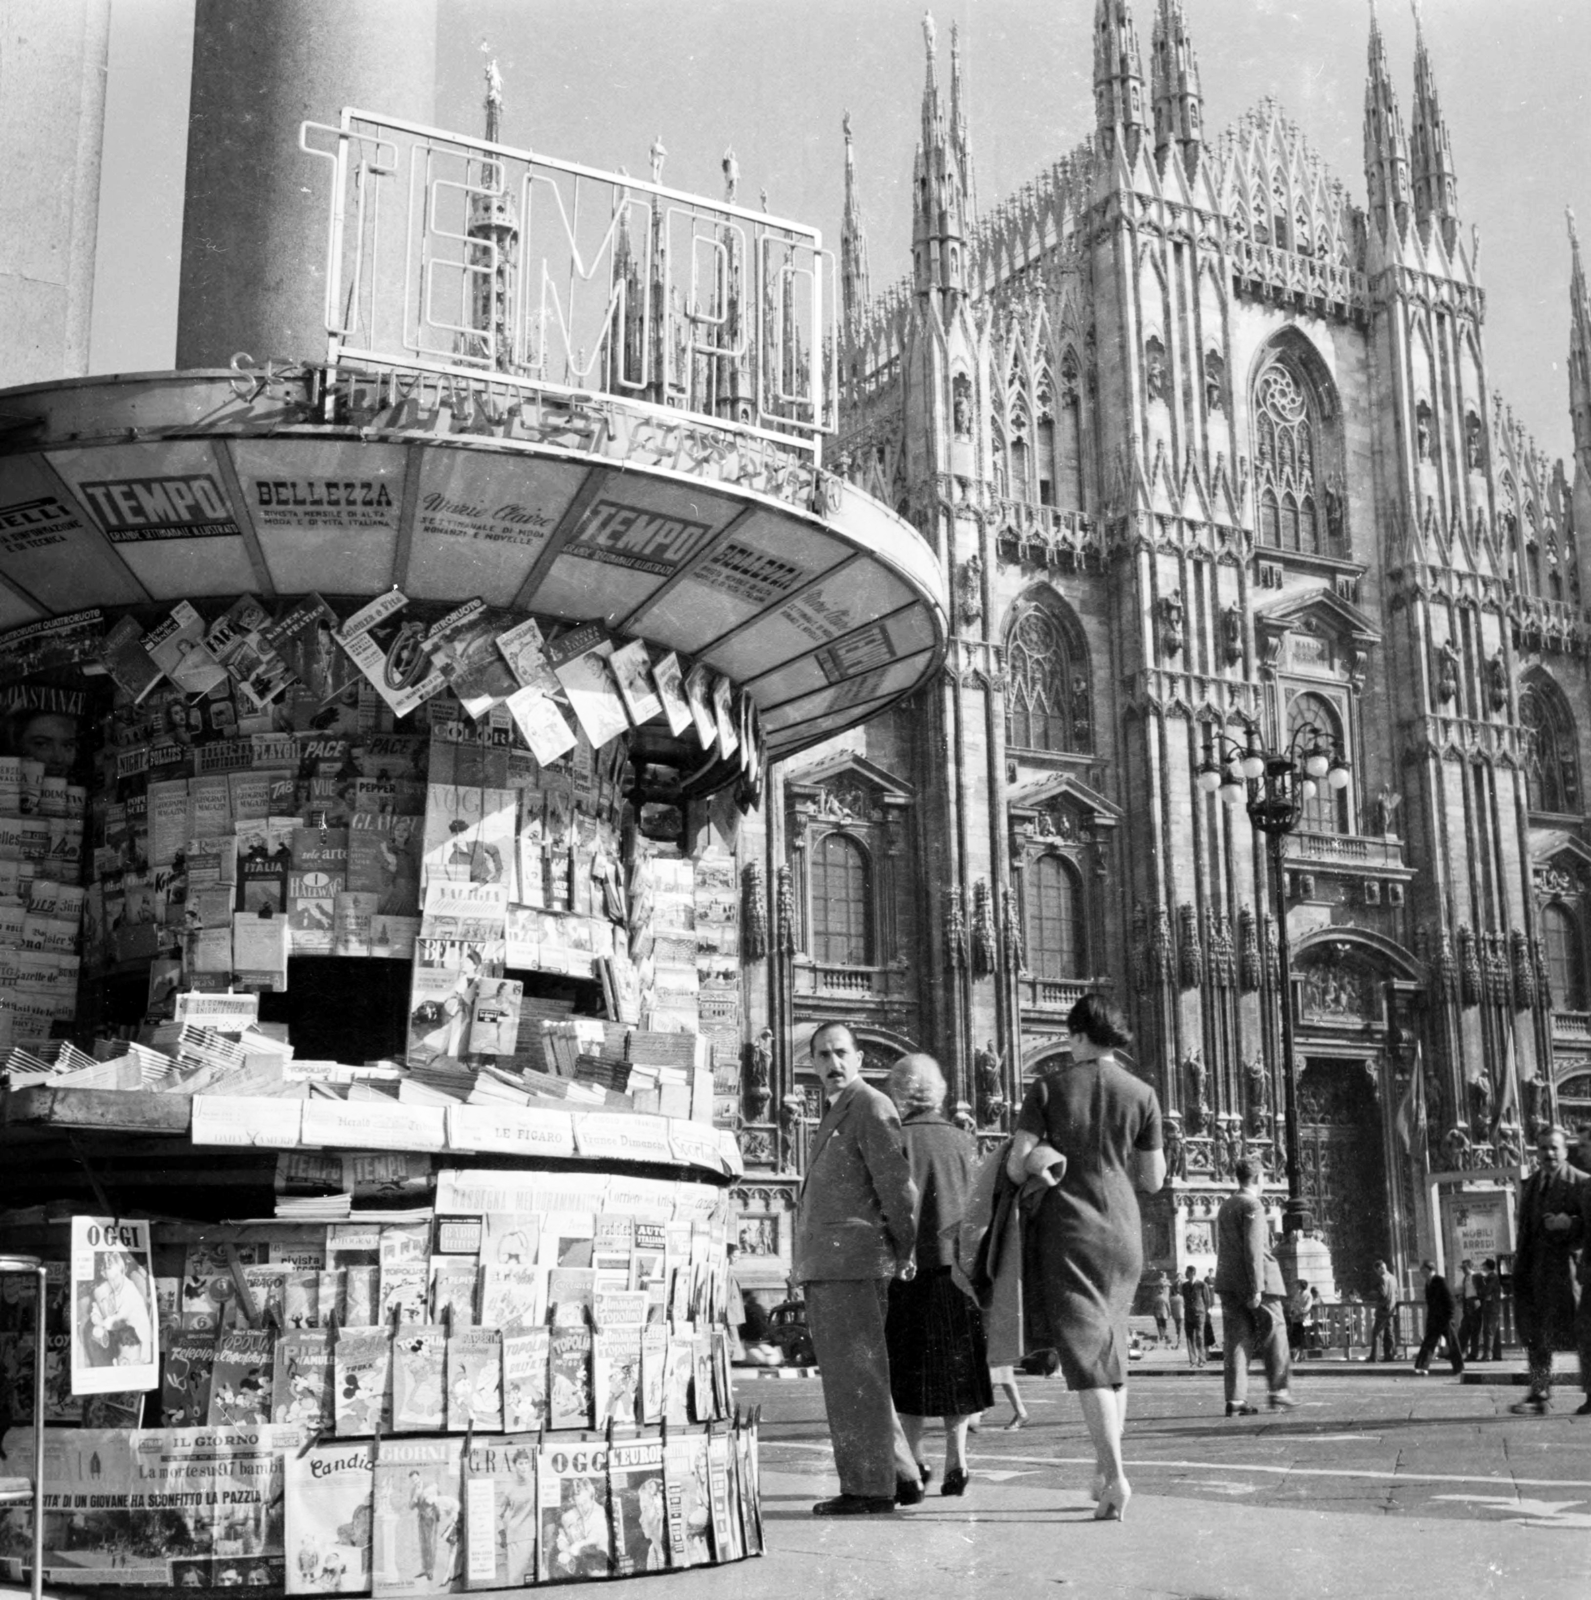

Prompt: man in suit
xmin=794 ymin=1021 xmax=920 ymax=1515
xmin=1363 ymin=1259 xmax=1398 ymax=1361
xmin=1212 ymin=1157 xmax=1296 ymax=1415
xmin=1509 ymin=1126 xmax=1591 ymax=1415
xmin=1457 ymin=1259 xmax=1482 ymax=1361
xmin=1412 ymin=1261 xmax=1464 ymax=1375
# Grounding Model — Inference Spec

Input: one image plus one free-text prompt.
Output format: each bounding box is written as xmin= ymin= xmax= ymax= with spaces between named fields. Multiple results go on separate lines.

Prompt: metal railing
xmin=301 ymin=109 xmax=836 ymax=449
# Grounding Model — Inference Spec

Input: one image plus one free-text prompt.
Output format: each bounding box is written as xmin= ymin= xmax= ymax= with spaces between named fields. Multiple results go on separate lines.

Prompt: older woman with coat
xmin=884 ymin=1053 xmax=995 ymax=1497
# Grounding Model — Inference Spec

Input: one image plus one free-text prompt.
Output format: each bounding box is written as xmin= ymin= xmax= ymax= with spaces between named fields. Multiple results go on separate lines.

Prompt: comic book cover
xmin=662 ymin=1430 xmax=712 ymax=1570
xmin=446 ymin=1326 xmax=503 ymax=1432
xmin=160 ymin=1328 xmax=216 ymax=1425
xmin=283 ymin=1269 xmax=322 ymax=1330
xmin=429 ymin=1258 xmax=478 ymax=1329
xmin=342 ymin=1265 xmax=381 ymax=1328
xmin=546 ymin=1326 xmax=592 ymax=1431
xmin=333 ymin=1325 xmax=392 ymax=1436
xmin=478 ymin=1212 xmax=538 ymax=1270
xmin=207 ymin=1328 xmax=275 ymax=1425
xmin=391 ymin=1325 xmax=448 ymax=1433
xmin=239 ymin=1264 xmax=289 ymax=1329
xmin=478 ymin=1266 xmax=543 ymax=1335
xmin=462 ymin=1435 xmax=539 ymax=1589
xmin=272 ymin=1327 xmax=334 ymax=1430
xmin=663 ymin=1325 xmax=694 ymax=1427
xmin=179 ymin=1240 xmax=261 ymax=1331
xmin=286 ymin=1438 xmax=375 ymax=1595
xmin=609 ymin=1437 xmax=669 ymax=1576
xmin=536 ymin=1441 xmax=611 ymax=1581
xmin=546 ymin=1269 xmax=594 ymax=1327
xmin=638 ymin=1324 xmax=667 ymax=1427
xmin=500 ymin=1328 xmax=549 ymax=1433
xmin=379 ymin=1261 xmax=429 ymax=1328
xmin=591 ymin=1324 xmax=642 ymax=1428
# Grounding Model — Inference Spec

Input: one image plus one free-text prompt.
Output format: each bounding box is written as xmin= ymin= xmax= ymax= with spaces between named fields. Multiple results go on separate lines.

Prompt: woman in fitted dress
xmin=1008 ymin=994 xmax=1165 ymax=1522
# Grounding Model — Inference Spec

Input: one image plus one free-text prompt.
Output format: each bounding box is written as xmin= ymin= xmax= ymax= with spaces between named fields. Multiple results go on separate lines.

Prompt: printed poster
xmin=286 ymin=1439 xmax=374 ymax=1595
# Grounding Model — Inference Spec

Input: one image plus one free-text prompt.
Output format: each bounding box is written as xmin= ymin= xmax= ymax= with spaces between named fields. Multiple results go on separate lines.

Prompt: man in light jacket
xmin=1213 ymin=1157 xmax=1297 ymax=1415
xmin=794 ymin=1021 xmax=920 ymax=1515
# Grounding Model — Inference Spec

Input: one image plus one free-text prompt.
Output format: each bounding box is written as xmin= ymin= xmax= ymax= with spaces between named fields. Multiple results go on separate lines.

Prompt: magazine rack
xmin=0 ymin=1255 xmax=46 ymax=1600
xmin=0 ymin=1088 xmax=764 ymax=1594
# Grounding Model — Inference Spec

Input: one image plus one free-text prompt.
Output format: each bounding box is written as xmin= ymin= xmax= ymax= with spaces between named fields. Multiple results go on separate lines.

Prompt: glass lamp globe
xmin=1327 ymin=758 xmax=1351 ymax=791
xmin=1303 ymin=749 xmax=1330 ymax=779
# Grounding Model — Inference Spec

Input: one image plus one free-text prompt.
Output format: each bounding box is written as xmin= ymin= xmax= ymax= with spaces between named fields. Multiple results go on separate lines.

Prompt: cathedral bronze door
xmin=1295 ymin=1059 xmax=1387 ymax=1296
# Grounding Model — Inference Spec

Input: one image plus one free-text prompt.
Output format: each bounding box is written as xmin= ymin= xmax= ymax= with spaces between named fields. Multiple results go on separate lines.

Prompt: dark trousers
xmin=805 ymin=1278 xmax=915 ymax=1499
xmin=1219 ymin=1293 xmax=1292 ymax=1405
xmin=1415 ymin=1310 xmax=1464 ymax=1373
xmin=1367 ymin=1304 xmax=1395 ymax=1361
xmin=1459 ymin=1300 xmax=1482 ymax=1360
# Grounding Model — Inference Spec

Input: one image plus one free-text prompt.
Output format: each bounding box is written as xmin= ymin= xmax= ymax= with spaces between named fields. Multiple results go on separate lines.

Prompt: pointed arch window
xmin=1287 ymin=691 xmax=1350 ymax=834
xmin=1026 ymin=855 xmax=1087 ymax=981
xmin=1006 ymin=595 xmax=1091 ymax=754
xmin=1543 ymin=903 xmax=1587 ymax=1012
xmin=810 ymin=833 xmax=872 ymax=966
xmin=1520 ymin=675 xmax=1582 ymax=816
xmin=1253 ymin=352 xmax=1328 ymax=554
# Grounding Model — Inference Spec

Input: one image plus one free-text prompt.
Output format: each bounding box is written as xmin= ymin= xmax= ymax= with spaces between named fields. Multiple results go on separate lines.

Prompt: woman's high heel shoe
xmin=917 ymin=1461 xmax=933 ymax=1487
xmin=1093 ymin=1480 xmax=1131 ymax=1522
xmin=940 ymin=1467 xmax=970 ymax=1497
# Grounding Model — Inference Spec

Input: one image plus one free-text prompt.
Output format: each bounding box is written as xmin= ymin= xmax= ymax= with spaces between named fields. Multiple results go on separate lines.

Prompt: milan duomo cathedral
xmin=749 ymin=2 xmax=1591 ymax=1296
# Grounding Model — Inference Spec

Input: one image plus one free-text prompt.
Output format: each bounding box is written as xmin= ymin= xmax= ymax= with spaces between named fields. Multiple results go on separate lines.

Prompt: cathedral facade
xmin=746 ymin=2 xmax=1591 ymax=1296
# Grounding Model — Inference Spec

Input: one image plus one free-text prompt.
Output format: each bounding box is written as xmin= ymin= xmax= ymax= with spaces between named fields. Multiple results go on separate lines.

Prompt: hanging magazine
xmin=608 ymin=1437 xmax=669 ymax=1576
xmin=391 ymin=1325 xmax=448 ymax=1433
xmin=286 ymin=1439 xmax=375 ymax=1595
xmin=207 ymin=1327 xmax=275 ymax=1425
xmin=272 ymin=1326 xmax=334 ymax=1430
xmin=662 ymin=1429 xmax=713 ymax=1570
xmin=500 ymin=1328 xmax=550 ymax=1432
xmin=70 ymin=1215 xmax=159 ymax=1395
xmin=372 ymin=1436 xmax=464 ymax=1597
xmin=537 ymin=1441 xmax=612 ymax=1581
xmin=446 ymin=1326 xmax=504 ymax=1432
xmin=547 ymin=1326 xmax=593 ymax=1431
xmin=334 ymin=1325 xmax=392 ymax=1436
xmin=160 ymin=1328 xmax=216 ymax=1426
xmin=462 ymin=1435 xmax=540 ymax=1589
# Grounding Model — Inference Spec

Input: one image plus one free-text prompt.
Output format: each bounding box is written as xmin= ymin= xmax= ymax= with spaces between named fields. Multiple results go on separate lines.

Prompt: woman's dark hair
xmin=1065 ymin=992 xmax=1131 ymax=1050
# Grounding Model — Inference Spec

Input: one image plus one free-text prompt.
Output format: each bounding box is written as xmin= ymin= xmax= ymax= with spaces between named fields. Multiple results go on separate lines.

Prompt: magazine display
xmin=662 ymin=1430 xmax=713 ymax=1570
xmin=462 ymin=1435 xmax=539 ymax=1589
xmin=69 ymin=1216 xmax=158 ymax=1396
xmin=286 ymin=1440 xmax=375 ymax=1595
xmin=537 ymin=1441 xmax=612 ymax=1581
xmin=372 ymin=1436 xmax=465 ymax=1596
xmin=207 ymin=1328 xmax=275 ymax=1425
xmin=608 ymin=1437 xmax=668 ymax=1576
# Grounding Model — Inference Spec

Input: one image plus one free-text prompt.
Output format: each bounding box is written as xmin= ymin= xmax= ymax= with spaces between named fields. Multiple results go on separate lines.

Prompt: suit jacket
xmin=1213 ymin=1187 xmax=1286 ymax=1300
xmin=1424 ymin=1274 xmax=1457 ymax=1325
xmin=794 ymin=1077 xmax=918 ymax=1282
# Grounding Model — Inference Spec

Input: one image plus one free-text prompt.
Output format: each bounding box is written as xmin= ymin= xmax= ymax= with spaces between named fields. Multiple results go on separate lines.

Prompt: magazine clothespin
xmin=462 ymin=1418 xmax=474 ymax=1461
xmin=371 ymin=1421 xmax=382 ymax=1466
xmin=298 ymin=1427 xmax=326 ymax=1459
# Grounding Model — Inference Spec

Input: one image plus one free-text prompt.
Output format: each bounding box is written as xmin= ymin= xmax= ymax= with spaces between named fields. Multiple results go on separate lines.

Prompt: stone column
xmin=0 ymin=0 xmax=110 ymax=385
xmin=177 ymin=0 xmax=438 ymax=368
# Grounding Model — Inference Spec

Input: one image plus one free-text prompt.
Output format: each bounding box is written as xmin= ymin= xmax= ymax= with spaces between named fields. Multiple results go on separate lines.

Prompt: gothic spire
xmin=1570 ymin=209 xmax=1591 ymax=467
xmin=1150 ymin=0 xmax=1203 ymax=180
xmin=949 ymin=21 xmax=976 ymax=219
xmin=912 ymin=10 xmax=968 ymax=306
xmin=1094 ymin=0 xmax=1147 ymax=163
xmin=840 ymin=111 xmax=871 ymax=333
xmin=1363 ymin=1 xmax=1412 ymax=242
xmin=1409 ymin=1 xmax=1459 ymax=252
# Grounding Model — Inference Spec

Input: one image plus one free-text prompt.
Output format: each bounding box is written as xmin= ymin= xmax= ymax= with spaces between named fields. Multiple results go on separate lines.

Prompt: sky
xmin=91 ymin=0 xmax=1590 ymax=463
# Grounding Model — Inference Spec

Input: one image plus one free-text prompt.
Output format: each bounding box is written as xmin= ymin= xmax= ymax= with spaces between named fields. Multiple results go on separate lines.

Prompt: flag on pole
xmin=1395 ymin=1040 xmax=1428 ymax=1162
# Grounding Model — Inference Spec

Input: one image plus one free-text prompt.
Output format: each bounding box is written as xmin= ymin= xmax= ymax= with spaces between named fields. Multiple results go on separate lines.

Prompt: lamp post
xmin=1198 ymin=721 xmax=1351 ymax=1236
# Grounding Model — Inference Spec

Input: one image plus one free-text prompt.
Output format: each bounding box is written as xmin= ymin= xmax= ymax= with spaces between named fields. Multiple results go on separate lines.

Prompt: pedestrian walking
xmin=883 ymin=1053 xmax=994 ymax=1499
xmin=1178 ymin=1267 xmax=1208 ymax=1367
xmin=1286 ymin=1279 xmax=1312 ymax=1358
xmin=1412 ymin=1261 xmax=1464 ymax=1376
xmin=1508 ymin=1126 xmax=1591 ymax=1416
xmin=1168 ymin=1275 xmax=1184 ymax=1347
xmin=794 ymin=1021 xmax=921 ymax=1515
xmin=1364 ymin=1259 xmax=1398 ymax=1361
xmin=1008 ymin=994 xmax=1166 ymax=1522
xmin=1150 ymin=1274 xmax=1171 ymax=1346
xmin=1213 ymin=1158 xmax=1297 ymax=1416
xmin=1457 ymin=1258 xmax=1482 ymax=1361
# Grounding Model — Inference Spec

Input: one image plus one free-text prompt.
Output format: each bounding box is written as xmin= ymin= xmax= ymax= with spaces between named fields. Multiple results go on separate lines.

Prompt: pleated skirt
xmin=886 ymin=1266 xmax=996 ymax=1418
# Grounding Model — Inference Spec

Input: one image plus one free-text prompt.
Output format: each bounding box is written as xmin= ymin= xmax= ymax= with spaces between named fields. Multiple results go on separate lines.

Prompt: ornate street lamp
xmin=1198 ymin=721 xmax=1351 ymax=1236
